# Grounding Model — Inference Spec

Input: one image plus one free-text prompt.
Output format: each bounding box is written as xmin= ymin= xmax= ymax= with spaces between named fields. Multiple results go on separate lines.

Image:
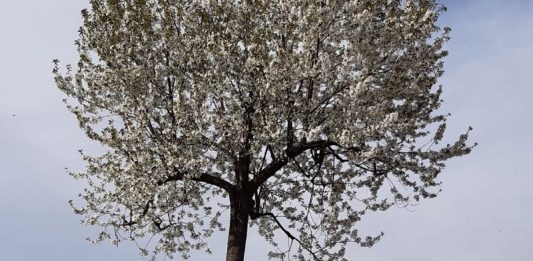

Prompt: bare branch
xmin=159 ymin=168 xmax=234 ymax=194
xmin=253 ymin=212 xmax=320 ymax=260
xmin=251 ymin=140 xmax=345 ymax=191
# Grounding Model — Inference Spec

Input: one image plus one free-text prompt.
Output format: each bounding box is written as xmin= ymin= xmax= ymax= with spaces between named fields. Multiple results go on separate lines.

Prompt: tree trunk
xmin=225 ymin=193 xmax=249 ymax=261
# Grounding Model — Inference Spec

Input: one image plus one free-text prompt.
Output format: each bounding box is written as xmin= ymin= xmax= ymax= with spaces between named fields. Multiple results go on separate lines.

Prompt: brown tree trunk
xmin=225 ymin=192 xmax=249 ymax=261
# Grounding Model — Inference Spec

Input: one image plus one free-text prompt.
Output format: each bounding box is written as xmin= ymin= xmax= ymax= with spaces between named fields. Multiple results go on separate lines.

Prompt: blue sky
xmin=1 ymin=0 xmax=532 ymax=260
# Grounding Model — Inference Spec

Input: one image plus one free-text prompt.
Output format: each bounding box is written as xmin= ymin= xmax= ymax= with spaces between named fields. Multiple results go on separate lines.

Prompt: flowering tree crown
xmin=54 ymin=0 xmax=473 ymax=260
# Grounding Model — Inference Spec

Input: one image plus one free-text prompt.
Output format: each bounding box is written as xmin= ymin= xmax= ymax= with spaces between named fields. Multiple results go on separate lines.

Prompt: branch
xmin=254 ymin=212 xmax=319 ymax=260
xmin=120 ymin=199 xmax=153 ymax=227
xmin=158 ymin=167 xmax=234 ymax=193
xmin=250 ymin=140 xmax=340 ymax=191
xmin=309 ymin=82 xmax=348 ymax=115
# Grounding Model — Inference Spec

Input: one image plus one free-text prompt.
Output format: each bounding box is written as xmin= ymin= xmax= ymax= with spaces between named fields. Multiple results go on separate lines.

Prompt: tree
xmin=53 ymin=0 xmax=474 ymax=260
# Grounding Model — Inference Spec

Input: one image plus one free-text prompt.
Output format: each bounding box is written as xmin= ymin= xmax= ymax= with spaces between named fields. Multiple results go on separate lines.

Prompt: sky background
xmin=1 ymin=0 xmax=532 ymax=260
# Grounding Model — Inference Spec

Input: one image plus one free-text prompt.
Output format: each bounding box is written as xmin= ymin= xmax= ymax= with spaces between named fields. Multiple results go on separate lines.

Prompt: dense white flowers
xmin=54 ymin=0 xmax=474 ymax=260
xmin=307 ymin=126 xmax=323 ymax=141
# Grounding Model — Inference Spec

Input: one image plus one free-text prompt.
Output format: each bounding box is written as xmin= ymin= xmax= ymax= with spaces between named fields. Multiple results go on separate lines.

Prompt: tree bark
xmin=225 ymin=192 xmax=250 ymax=261
xmin=227 ymin=107 xmax=253 ymax=261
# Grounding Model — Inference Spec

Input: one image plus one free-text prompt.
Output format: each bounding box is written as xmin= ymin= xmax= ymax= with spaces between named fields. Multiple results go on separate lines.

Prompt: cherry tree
xmin=54 ymin=0 xmax=473 ymax=260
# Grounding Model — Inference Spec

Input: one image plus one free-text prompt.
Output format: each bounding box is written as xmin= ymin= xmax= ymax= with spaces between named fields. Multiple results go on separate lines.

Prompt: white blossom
xmin=54 ymin=1 xmax=474 ymax=260
xmin=307 ymin=126 xmax=323 ymax=141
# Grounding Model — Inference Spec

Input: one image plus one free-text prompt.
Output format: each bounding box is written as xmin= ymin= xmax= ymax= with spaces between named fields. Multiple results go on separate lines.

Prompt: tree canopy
xmin=54 ymin=0 xmax=474 ymax=260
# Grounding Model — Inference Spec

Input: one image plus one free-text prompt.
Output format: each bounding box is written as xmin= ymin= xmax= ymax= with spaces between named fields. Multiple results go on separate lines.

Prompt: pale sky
xmin=1 ymin=0 xmax=532 ymax=260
